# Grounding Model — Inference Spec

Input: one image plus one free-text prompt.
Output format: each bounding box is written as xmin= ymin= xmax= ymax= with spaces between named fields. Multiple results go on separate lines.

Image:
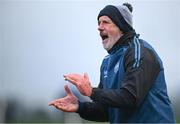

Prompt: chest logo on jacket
xmin=114 ymin=61 xmax=119 ymax=74
xmin=103 ymin=70 xmax=108 ymax=78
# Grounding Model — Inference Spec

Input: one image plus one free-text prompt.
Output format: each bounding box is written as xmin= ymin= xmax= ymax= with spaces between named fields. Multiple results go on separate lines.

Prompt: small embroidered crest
xmin=114 ymin=61 xmax=119 ymax=73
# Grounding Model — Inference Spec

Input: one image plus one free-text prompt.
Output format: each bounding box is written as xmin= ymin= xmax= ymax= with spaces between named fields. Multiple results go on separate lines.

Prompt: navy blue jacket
xmin=77 ymin=31 xmax=175 ymax=123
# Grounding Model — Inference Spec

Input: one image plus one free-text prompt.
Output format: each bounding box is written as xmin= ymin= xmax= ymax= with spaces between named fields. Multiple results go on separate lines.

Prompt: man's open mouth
xmin=101 ymin=34 xmax=109 ymax=41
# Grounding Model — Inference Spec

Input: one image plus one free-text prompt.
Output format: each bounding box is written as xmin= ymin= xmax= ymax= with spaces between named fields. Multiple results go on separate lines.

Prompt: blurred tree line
xmin=1 ymin=92 xmax=180 ymax=123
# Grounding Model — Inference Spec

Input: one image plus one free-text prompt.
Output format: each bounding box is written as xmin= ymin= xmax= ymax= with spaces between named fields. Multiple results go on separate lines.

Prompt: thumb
xmin=84 ymin=72 xmax=89 ymax=80
xmin=64 ymin=85 xmax=73 ymax=95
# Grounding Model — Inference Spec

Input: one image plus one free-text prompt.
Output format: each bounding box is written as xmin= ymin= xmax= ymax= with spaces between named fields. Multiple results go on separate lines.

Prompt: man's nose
xmin=98 ymin=23 xmax=104 ymax=31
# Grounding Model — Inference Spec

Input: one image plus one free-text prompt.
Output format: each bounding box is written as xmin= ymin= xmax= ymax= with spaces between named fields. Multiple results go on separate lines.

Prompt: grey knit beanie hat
xmin=98 ymin=3 xmax=133 ymax=33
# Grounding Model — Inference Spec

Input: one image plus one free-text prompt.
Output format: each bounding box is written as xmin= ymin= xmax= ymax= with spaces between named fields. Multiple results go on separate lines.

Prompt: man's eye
xmin=104 ymin=21 xmax=111 ymax=24
xmin=98 ymin=20 xmax=111 ymax=25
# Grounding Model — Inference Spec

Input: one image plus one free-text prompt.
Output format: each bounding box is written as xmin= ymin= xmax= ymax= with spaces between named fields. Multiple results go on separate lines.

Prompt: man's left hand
xmin=64 ymin=73 xmax=92 ymax=96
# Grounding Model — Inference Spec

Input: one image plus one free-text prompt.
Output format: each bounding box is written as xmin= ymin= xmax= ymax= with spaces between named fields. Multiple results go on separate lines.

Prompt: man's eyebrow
xmin=98 ymin=19 xmax=111 ymax=23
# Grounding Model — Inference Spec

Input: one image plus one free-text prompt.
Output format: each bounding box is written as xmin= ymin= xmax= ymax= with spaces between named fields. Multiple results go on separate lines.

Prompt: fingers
xmin=49 ymin=100 xmax=56 ymax=106
xmin=84 ymin=72 xmax=89 ymax=80
xmin=55 ymin=104 xmax=63 ymax=110
xmin=64 ymin=74 xmax=79 ymax=81
xmin=64 ymin=85 xmax=73 ymax=95
xmin=54 ymin=104 xmax=69 ymax=112
xmin=48 ymin=99 xmax=60 ymax=106
xmin=64 ymin=76 xmax=77 ymax=85
xmin=49 ymin=85 xmax=73 ymax=107
xmin=49 ymin=101 xmax=64 ymax=110
xmin=48 ymin=102 xmax=54 ymax=106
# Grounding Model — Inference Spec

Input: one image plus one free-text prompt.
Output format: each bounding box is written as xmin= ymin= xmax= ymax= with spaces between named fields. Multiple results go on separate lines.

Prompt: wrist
xmin=76 ymin=101 xmax=84 ymax=113
xmin=87 ymin=86 xmax=93 ymax=97
xmin=90 ymin=87 xmax=101 ymax=101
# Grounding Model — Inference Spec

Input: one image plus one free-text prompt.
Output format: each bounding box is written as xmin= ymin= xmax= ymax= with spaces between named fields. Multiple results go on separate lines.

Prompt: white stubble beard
xmin=103 ymin=34 xmax=122 ymax=51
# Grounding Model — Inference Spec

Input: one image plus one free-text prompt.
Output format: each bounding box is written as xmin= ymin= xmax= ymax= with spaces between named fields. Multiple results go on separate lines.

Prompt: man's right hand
xmin=63 ymin=73 xmax=92 ymax=97
xmin=48 ymin=85 xmax=79 ymax=112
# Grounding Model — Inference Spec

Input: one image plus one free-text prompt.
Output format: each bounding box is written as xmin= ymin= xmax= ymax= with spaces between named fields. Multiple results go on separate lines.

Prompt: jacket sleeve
xmin=76 ymin=101 xmax=108 ymax=122
xmin=90 ymin=44 xmax=161 ymax=108
xmin=76 ymin=69 xmax=109 ymax=122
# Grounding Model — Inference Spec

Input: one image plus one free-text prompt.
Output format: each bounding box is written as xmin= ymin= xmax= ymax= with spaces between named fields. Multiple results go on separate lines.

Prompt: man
xmin=49 ymin=3 xmax=175 ymax=123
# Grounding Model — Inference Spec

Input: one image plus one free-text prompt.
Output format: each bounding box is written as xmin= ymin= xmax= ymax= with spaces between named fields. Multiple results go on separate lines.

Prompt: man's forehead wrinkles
xmin=99 ymin=18 xmax=112 ymax=22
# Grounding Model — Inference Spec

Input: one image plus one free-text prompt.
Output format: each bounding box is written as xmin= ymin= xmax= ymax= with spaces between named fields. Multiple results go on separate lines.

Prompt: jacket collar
xmin=107 ymin=30 xmax=136 ymax=54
